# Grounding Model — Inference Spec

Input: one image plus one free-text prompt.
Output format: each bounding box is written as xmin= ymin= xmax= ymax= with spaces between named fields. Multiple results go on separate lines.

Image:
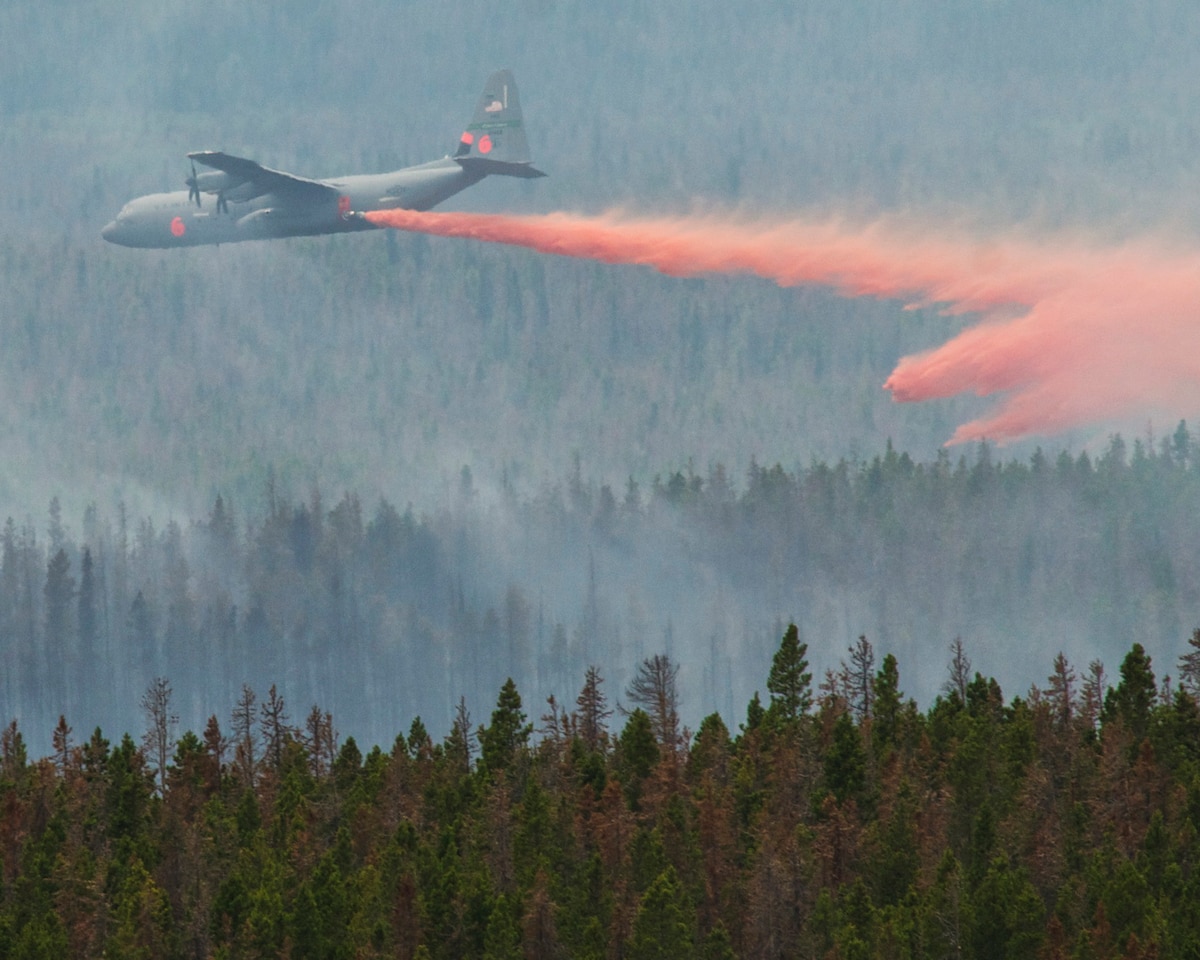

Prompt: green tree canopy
xmin=767 ymin=622 xmax=812 ymax=724
xmin=479 ymin=678 xmax=532 ymax=775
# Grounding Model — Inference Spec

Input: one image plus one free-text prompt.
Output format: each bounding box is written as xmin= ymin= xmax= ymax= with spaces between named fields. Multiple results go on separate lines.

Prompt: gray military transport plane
xmin=102 ymin=70 xmax=544 ymax=248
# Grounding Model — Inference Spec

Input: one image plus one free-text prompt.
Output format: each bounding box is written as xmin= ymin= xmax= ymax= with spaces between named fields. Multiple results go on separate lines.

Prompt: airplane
xmin=101 ymin=69 xmax=544 ymax=248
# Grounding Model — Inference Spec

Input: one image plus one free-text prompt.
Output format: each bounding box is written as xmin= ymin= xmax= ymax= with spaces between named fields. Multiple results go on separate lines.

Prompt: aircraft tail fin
xmin=453 ymin=69 xmax=546 ymax=178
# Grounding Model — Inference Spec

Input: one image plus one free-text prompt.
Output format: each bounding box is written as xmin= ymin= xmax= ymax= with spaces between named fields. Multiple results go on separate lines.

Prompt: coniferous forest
xmin=7 ymin=3 xmax=1200 ymax=957
xmin=3 ymin=627 xmax=1200 ymax=958
xmin=5 ymin=436 xmax=1200 ymax=751
xmin=4 ymin=441 xmax=1200 ymax=957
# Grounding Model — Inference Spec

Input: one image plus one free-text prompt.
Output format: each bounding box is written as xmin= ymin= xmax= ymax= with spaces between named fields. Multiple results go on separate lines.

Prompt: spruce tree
xmin=1178 ymin=628 xmax=1200 ymax=700
xmin=767 ymin=623 xmax=812 ymax=723
xmin=576 ymin=666 xmax=613 ymax=752
xmin=1103 ymin=643 xmax=1156 ymax=740
xmin=871 ymin=653 xmax=903 ymax=749
xmin=628 ymin=867 xmax=694 ymax=960
xmin=479 ymin=678 xmax=531 ymax=775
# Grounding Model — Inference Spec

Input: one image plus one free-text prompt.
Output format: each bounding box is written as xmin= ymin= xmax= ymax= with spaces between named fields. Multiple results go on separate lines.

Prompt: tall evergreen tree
xmin=43 ymin=548 xmax=74 ymax=657
xmin=576 ymin=665 xmax=613 ymax=753
xmin=479 ymin=678 xmax=531 ymax=775
xmin=1103 ymin=643 xmax=1156 ymax=741
xmin=1179 ymin=628 xmax=1200 ymax=700
xmin=77 ymin=547 xmax=97 ymax=668
xmin=127 ymin=590 xmax=156 ymax=678
xmin=231 ymin=683 xmax=257 ymax=783
xmin=825 ymin=712 xmax=866 ymax=803
xmin=627 ymin=867 xmax=694 ymax=960
xmin=766 ymin=623 xmax=812 ymax=724
xmin=1046 ymin=651 xmax=1077 ymax=728
xmin=872 ymin=653 xmax=903 ymax=749
xmin=260 ymin=684 xmax=290 ymax=771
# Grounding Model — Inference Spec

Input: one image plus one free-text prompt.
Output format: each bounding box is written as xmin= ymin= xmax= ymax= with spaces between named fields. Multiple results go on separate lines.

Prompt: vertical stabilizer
xmin=454 ymin=69 xmax=546 ymax=178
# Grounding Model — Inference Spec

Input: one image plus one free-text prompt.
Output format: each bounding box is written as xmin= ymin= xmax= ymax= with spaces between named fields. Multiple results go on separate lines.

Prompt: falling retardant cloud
xmin=364 ymin=208 xmax=1200 ymax=444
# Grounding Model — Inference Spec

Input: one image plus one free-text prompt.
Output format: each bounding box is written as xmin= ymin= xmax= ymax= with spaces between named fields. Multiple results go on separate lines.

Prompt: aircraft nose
xmin=101 ymin=220 xmax=118 ymax=242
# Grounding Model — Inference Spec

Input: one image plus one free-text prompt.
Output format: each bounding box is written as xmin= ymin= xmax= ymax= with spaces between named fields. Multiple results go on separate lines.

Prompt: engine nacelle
xmin=189 ymin=170 xmax=238 ymax=194
xmin=224 ymin=180 xmax=270 ymax=203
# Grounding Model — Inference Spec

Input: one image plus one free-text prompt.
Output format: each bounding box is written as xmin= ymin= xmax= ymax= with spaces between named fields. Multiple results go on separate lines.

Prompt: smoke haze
xmin=365 ymin=209 xmax=1200 ymax=443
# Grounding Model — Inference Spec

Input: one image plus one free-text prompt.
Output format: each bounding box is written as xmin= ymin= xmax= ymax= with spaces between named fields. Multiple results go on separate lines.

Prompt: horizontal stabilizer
xmin=454 ymin=157 xmax=547 ymax=179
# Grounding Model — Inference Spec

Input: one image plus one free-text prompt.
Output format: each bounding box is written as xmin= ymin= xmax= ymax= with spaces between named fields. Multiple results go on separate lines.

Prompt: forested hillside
xmin=5 ymin=12 xmax=1200 ymax=953
xmin=3 ymin=438 xmax=1199 ymax=752
xmin=2 ymin=1 xmax=1200 ymax=519
xmin=0 ymin=223 xmax=972 ymax=522
xmin=3 ymin=630 xmax=1199 ymax=958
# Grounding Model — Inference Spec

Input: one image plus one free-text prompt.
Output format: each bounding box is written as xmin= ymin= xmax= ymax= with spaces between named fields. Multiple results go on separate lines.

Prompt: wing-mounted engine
xmin=187 ymin=150 xmax=337 ymax=216
xmin=186 ymin=158 xmax=272 ymax=213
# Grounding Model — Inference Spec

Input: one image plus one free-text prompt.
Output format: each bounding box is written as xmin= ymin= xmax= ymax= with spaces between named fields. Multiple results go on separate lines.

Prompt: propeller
xmin=186 ymin=159 xmax=201 ymax=207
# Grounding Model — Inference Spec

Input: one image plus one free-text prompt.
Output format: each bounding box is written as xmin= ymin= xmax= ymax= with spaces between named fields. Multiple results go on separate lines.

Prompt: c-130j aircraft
xmin=102 ymin=70 xmax=544 ymax=248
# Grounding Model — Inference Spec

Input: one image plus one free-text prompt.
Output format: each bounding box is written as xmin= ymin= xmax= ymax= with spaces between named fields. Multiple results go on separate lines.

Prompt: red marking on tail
xmin=363 ymin=207 xmax=1200 ymax=443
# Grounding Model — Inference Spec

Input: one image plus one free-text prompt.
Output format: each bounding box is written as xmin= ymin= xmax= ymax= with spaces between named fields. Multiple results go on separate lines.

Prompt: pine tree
xmin=842 ymin=635 xmax=876 ymax=721
xmin=576 ymin=665 xmax=613 ymax=752
xmin=446 ymin=695 xmax=474 ymax=772
xmin=1047 ymin=651 xmax=1077 ymax=728
xmin=43 ymin=548 xmax=75 ymax=701
xmin=408 ymin=716 xmax=432 ymax=759
xmin=618 ymin=708 xmax=660 ymax=802
xmin=482 ymin=893 xmax=523 ymax=960
xmin=127 ymin=590 xmax=156 ymax=677
xmin=1 ymin=719 xmax=27 ymax=778
xmin=766 ymin=623 xmax=812 ymax=724
xmin=742 ymin=691 xmax=765 ymax=735
xmin=701 ymin=923 xmax=736 ymax=960
xmin=1178 ymin=628 xmax=1200 ymax=700
xmin=825 ymin=712 xmax=866 ymax=803
xmin=51 ymin=714 xmax=72 ymax=771
xmin=968 ymin=856 xmax=1045 ymax=959
xmin=521 ymin=870 xmax=565 ymax=960
xmin=260 ymin=684 xmax=290 ymax=771
xmin=872 ymin=653 xmax=903 ymax=749
xmin=1103 ymin=644 xmax=1156 ymax=740
xmin=627 ymin=867 xmax=694 ymax=960
xmin=140 ymin=676 xmax=177 ymax=795
xmin=626 ymin=654 xmax=681 ymax=751
xmin=202 ymin=714 xmax=227 ymax=785
xmin=77 ymin=546 xmax=98 ymax=674
xmin=1081 ymin=659 xmax=1107 ymax=733
xmin=231 ymin=683 xmax=257 ymax=783
xmin=945 ymin=637 xmax=972 ymax=703
xmin=479 ymin=678 xmax=531 ymax=775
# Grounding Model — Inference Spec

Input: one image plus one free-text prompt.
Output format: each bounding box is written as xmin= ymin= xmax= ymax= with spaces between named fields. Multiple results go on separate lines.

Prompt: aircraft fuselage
xmin=102 ymin=159 xmax=482 ymax=249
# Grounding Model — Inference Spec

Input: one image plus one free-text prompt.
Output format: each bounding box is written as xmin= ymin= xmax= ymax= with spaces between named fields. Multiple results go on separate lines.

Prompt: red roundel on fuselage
xmin=170 ymin=216 xmax=186 ymax=238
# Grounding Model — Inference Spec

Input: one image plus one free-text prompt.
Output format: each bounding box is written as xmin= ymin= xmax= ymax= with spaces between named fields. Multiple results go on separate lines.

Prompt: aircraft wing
xmin=187 ymin=151 xmax=338 ymax=202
